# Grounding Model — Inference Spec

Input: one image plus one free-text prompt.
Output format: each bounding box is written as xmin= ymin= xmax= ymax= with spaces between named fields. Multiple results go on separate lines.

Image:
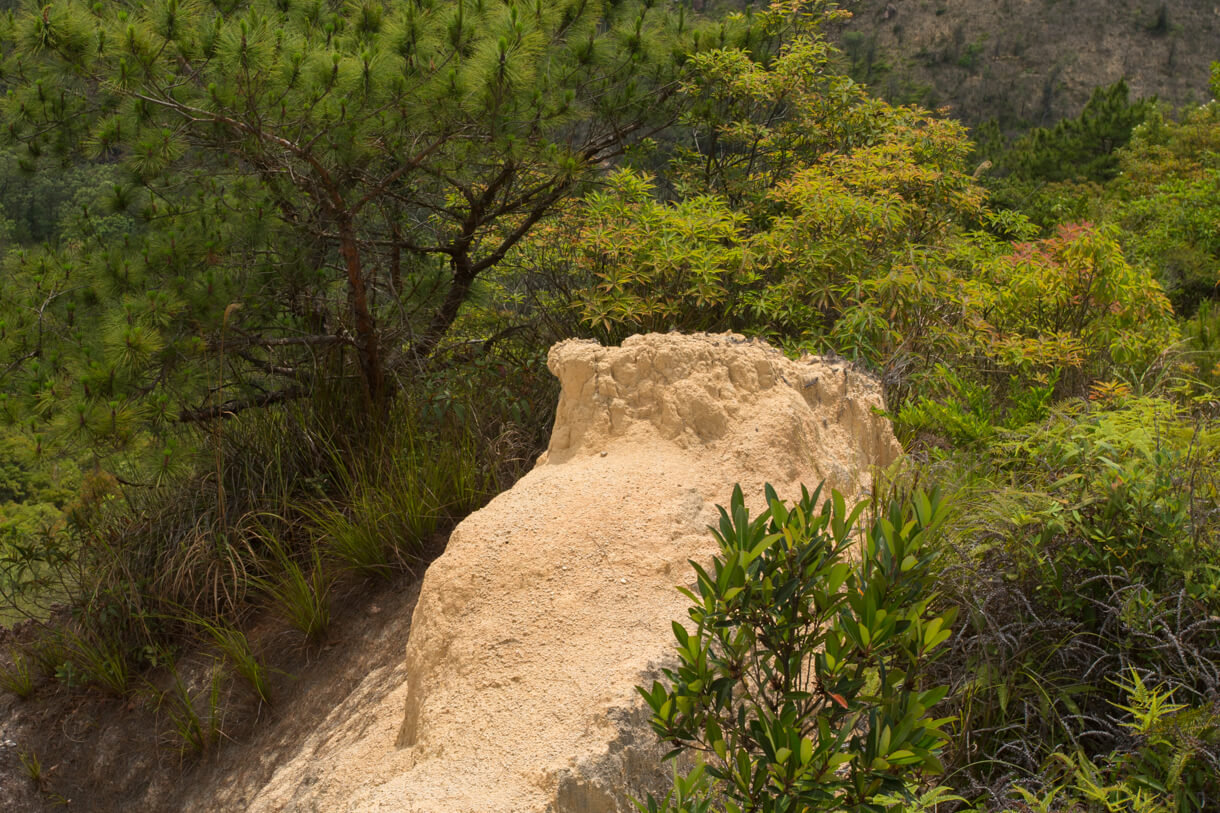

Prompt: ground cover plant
xmin=918 ymin=398 xmax=1220 ymax=810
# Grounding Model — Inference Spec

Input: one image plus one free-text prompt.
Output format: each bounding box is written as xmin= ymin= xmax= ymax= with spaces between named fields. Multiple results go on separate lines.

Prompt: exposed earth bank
xmin=206 ymin=333 xmax=899 ymax=812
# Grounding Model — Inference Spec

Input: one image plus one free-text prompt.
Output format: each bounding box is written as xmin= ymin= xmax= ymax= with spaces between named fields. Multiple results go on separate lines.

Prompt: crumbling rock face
xmin=379 ymin=333 xmax=900 ymax=812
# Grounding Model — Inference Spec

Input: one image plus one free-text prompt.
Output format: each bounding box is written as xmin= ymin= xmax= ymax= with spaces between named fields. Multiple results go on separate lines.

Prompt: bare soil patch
xmin=0 ymin=558 xmax=428 ymax=812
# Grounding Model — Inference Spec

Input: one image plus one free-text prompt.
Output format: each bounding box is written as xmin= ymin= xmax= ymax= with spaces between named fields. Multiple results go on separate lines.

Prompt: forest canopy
xmin=0 ymin=0 xmax=734 ymax=446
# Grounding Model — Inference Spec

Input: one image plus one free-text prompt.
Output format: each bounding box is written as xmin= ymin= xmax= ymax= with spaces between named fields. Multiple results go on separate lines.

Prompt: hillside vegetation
xmin=837 ymin=0 xmax=1219 ymax=128
xmin=0 ymin=0 xmax=1217 ymax=810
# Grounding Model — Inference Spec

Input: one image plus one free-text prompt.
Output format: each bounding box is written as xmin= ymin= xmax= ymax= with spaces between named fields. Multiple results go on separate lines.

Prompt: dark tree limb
xmin=179 ymin=387 xmax=306 ymax=424
xmin=219 ymin=333 xmax=349 ymax=349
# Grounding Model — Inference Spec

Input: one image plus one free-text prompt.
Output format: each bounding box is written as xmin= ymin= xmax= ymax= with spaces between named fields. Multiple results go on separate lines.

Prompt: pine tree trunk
xmin=416 ymin=250 xmax=477 ymax=363
xmin=337 ymin=217 xmax=386 ymax=408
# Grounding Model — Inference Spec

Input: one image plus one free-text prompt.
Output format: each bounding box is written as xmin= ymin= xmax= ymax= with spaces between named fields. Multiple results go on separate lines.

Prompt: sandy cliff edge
xmin=382 ymin=333 xmax=900 ymax=812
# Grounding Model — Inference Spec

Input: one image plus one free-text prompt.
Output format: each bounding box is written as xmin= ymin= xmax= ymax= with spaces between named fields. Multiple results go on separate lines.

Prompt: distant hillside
xmin=834 ymin=0 xmax=1218 ymax=128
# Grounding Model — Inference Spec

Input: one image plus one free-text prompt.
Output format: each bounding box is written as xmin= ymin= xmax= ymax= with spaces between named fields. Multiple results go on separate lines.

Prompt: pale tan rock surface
xmin=383 ymin=333 xmax=900 ymax=812
xmin=195 ymin=333 xmax=900 ymax=812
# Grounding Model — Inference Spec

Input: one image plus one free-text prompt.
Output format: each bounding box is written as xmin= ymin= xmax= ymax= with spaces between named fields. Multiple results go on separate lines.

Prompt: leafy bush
xmin=550 ymin=25 xmax=1175 ymax=455
xmin=534 ymin=7 xmax=985 ymax=362
xmin=637 ymin=483 xmax=956 ymax=812
xmin=885 ymin=221 xmax=1177 ymax=447
xmin=1111 ymin=171 xmax=1220 ymax=315
xmin=891 ymin=365 xmax=1056 ymax=448
xmin=954 ymin=222 xmax=1178 ymax=396
xmin=571 ymin=111 xmax=983 ymax=362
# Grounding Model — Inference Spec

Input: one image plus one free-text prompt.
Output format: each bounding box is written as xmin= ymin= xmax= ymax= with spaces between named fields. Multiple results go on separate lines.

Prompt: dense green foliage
xmin=0 ymin=0 xmax=718 ymax=707
xmin=638 ymin=484 xmax=956 ymax=812
xmin=0 ymin=0 xmax=1217 ymax=808
xmin=1106 ymin=100 xmax=1220 ymax=316
xmin=0 ymin=0 xmax=719 ymax=762
xmin=979 ymin=70 xmax=1220 ymax=316
xmin=0 ymin=0 xmax=710 ymax=452
xmin=981 ymin=80 xmax=1155 ymax=184
xmin=539 ymin=20 xmax=1179 ymax=428
xmin=922 ymin=399 xmax=1220 ymax=810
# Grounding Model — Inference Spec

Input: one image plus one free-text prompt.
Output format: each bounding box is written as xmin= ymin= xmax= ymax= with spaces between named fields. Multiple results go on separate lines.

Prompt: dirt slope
xmin=838 ymin=0 xmax=1219 ymax=126
xmin=0 ymin=573 xmax=425 ymax=813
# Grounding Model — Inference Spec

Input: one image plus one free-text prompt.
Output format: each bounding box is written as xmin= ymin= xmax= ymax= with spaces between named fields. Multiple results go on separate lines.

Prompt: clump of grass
xmin=0 ymin=646 xmax=36 ymax=699
xmin=153 ymin=664 xmax=226 ymax=758
xmin=60 ymin=628 xmax=131 ymax=696
xmin=189 ymin=616 xmax=272 ymax=706
xmin=19 ymin=624 xmax=135 ymax=695
xmin=19 ymin=746 xmax=42 ymax=786
xmin=27 ymin=632 xmax=73 ymax=679
xmin=72 ymin=400 xmax=350 ymax=627
xmin=314 ymin=408 xmax=493 ymax=578
xmin=254 ymin=529 xmax=332 ymax=643
xmin=385 ymin=421 xmax=490 ymax=547
xmin=309 ymin=496 xmax=395 ymax=580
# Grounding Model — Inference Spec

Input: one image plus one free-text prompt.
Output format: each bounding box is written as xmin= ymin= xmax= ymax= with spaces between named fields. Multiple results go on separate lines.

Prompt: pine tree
xmin=0 ymin=0 xmax=712 ymax=454
xmin=1001 ymin=80 xmax=1155 ymax=183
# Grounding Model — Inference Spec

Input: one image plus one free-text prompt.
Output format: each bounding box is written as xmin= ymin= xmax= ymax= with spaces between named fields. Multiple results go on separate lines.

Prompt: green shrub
xmin=892 ymin=365 xmax=1057 ymax=448
xmin=637 ymin=483 xmax=956 ymax=812
xmin=922 ymin=398 xmax=1220 ymax=806
xmin=1113 ymin=172 xmax=1220 ymax=315
xmin=1005 ymin=671 xmax=1220 ymax=812
xmin=955 ymin=223 xmax=1177 ymax=397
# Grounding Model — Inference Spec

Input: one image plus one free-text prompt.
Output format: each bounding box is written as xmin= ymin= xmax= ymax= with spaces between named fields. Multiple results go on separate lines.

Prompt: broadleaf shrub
xmin=637 ymin=483 xmax=956 ymax=812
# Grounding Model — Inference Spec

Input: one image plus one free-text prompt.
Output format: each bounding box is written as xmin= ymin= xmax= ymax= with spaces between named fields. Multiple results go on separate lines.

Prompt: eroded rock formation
xmin=381 ymin=333 xmax=901 ymax=812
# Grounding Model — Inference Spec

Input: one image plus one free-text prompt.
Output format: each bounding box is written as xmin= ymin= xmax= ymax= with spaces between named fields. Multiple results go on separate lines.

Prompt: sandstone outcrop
xmin=380 ymin=333 xmax=900 ymax=812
